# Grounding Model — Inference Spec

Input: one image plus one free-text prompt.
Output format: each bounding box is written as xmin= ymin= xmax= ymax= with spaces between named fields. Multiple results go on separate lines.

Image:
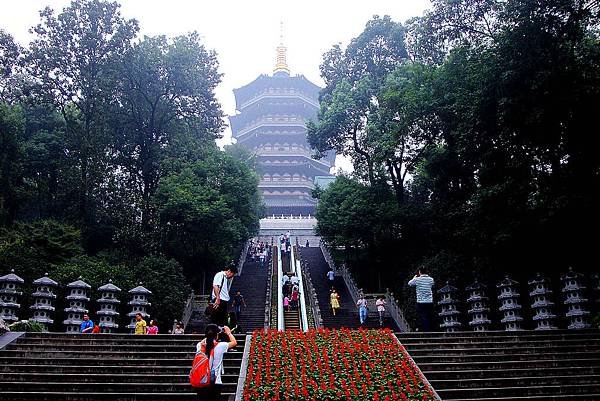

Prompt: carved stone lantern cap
xmin=497 ymin=275 xmax=519 ymax=288
xmin=67 ymin=276 xmax=91 ymax=289
xmin=528 ymin=273 xmax=549 ymax=286
xmin=129 ymin=282 xmax=152 ymax=295
xmin=560 ymin=266 xmax=583 ymax=281
xmin=438 ymin=281 xmax=458 ymax=294
xmin=466 ymin=279 xmax=487 ymax=291
xmin=33 ymin=273 xmax=58 ymax=286
xmin=0 ymin=269 xmax=24 ymax=284
xmin=98 ymin=279 xmax=122 ymax=292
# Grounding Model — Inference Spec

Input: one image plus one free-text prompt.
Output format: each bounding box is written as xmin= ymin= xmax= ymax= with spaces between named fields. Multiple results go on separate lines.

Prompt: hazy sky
xmin=1 ymin=0 xmax=431 ymax=170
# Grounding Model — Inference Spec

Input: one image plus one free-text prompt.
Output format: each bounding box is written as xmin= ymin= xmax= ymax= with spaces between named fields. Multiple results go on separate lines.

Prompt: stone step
xmin=0 ymin=392 xmax=234 ymax=401
xmin=415 ymin=358 xmax=600 ymax=373
xmin=399 ymin=338 xmax=600 ymax=349
xmin=396 ymin=330 xmax=600 ymax=341
xmin=0 ymin=382 xmax=238 ymax=392
xmin=0 ymin=350 xmax=243 ymax=359
xmin=12 ymin=338 xmax=246 ymax=346
xmin=6 ymin=344 xmax=246 ymax=353
xmin=406 ymin=344 xmax=600 ymax=356
xmin=0 ymin=364 xmax=241 ymax=375
xmin=0 ymin=356 xmax=243 ymax=367
xmin=436 ymin=383 xmax=600 ymax=399
xmin=0 ymin=372 xmax=240 ymax=384
xmin=430 ymin=374 xmax=600 ymax=389
xmin=422 ymin=365 xmax=598 ymax=379
xmin=412 ymin=350 xmax=599 ymax=363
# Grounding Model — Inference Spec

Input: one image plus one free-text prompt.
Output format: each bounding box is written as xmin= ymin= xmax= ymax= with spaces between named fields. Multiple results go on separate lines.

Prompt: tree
xmin=0 ymin=103 xmax=24 ymax=225
xmin=26 ymin=0 xmax=138 ymax=243
xmin=155 ymin=149 xmax=262 ymax=284
xmin=110 ymin=33 xmax=224 ymax=234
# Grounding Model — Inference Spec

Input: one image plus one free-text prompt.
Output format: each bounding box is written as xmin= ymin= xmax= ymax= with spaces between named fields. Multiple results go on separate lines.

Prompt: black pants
xmin=416 ymin=302 xmax=434 ymax=332
xmin=211 ymin=301 xmax=228 ymax=326
xmin=197 ymin=383 xmax=222 ymax=400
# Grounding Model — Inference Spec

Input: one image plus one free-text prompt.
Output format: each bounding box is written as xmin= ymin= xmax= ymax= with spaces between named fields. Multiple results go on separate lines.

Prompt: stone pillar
xmin=437 ymin=282 xmax=462 ymax=332
xmin=96 ymin=280 xmax=121 ymax=333
xmin=466 ymin=279 xmax=491 ymax=331
xmin=30 ymin=273 xmax=59 ymax=330
xmin=126 ymin=283 xmax=152 ymax=332
xmin=561 ymin=268 xmax=591 ymax=330
xmin=63 ymin=277 xmax=91 ymax=333
xmin=0 ymin=269 xmax=24 ymax=324
xmin=528 ymin=273 xmax=557 ymax=330
xmin=497 ymin=276 xmax=523 ymax=331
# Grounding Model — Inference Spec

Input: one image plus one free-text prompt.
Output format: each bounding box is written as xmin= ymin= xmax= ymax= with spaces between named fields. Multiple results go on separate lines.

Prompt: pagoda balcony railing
xmin=236 ymin=121 xmax=306 ymax=138
xmin=240 ymin=92 xmax=319 ymax=109
xmin=256 ymin=149 xmax=313 ymax=157
xmin=259 ymin=181 xmax=315 ymax=189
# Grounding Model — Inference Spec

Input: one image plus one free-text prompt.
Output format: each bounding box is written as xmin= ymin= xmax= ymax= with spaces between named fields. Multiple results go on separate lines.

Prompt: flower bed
xmin=243 ymin=328 xmax=437 ymax=401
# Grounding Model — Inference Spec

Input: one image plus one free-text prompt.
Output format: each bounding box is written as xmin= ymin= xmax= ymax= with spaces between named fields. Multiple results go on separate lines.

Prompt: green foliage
xmin=8 ymin=319 xmax=46 ymax=333
xmin=156 ymin=149 xmax=262 ymax=283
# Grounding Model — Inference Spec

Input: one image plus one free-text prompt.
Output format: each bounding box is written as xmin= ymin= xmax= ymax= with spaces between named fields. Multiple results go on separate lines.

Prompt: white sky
xmin=1 ymin=0 xmax=431 ymax=171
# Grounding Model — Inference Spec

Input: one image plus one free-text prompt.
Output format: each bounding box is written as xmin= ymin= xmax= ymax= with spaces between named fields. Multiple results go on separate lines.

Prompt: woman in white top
xmin=196 ymin=324 xmax=237 ymax=400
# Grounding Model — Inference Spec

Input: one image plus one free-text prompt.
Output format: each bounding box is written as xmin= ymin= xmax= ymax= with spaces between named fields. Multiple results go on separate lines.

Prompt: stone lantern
xmin=30 ymin=273 xmax=59 ymax=329
xmin=466 ymin=279 xmax=491 ymax=331
xmin=63 ymin=277 xmax=91 ymax=333
xmin=126 ymin=283 xmax=152 ymax=331
xmin=0 ymin=269 xmax=24 ymax=324
xmin=96 ymin=280 xmax=121 ymax=333
xmin=497 ymin=276 xmax=523 ymax=331
xmin=528 ymin=273 xmax=557 ymax=330
xmin=437 ymin=282 xmax=462 ymax=332
xmin=561 ymin=268 xmax=590 ymax=330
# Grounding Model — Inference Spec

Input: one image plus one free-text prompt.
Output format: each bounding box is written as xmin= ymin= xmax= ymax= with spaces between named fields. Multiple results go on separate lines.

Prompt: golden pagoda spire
xmin=273 ymin=21 xmax=290 ymax=75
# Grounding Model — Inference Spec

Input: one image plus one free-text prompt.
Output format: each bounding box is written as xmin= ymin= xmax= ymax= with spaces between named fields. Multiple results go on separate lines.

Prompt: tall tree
xmin=26 ymin=0 xmax=138 ymax=243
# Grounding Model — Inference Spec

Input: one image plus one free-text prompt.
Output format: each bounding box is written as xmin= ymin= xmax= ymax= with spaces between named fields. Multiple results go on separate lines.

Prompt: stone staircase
xmin=229 ymin=257 xmax=269 ymax=333
xmin=0 ymin=332 xmax=246 ymax=400
xmin=300 ymin=247 xmax=398 ymax=330
xmin=397 ymin=330 xmax=600 ymax=400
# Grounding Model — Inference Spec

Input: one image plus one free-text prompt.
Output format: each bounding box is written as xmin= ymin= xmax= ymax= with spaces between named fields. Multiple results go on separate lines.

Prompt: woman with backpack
xmin=193 ymin=324 xmax=237 ymax=400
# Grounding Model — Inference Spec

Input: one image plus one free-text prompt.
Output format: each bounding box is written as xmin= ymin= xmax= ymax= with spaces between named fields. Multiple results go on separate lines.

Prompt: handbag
xmin=204 ymin=273 xmax=226 ymax=317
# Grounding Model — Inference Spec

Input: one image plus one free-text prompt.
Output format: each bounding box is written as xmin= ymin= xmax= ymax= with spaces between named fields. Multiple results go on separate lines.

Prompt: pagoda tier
xmin=230 ymin=49 xmax=335 ymax=216
xmin=233 ymin=74 xmax=320 ymax=110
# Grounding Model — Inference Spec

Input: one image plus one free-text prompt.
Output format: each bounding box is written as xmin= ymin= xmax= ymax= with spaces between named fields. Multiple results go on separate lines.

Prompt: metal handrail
xmin=237 ymin=240 xmax=251 ymax=276
xmin=277 ymin=242 xmax=284 ymax=331
xmin=176 ymin=290 xmax=195 ymax=332
xmin=296 ymin=245 xmax=323 ymax=329
xmin=292 ymin=242 xmax=310 ymax=332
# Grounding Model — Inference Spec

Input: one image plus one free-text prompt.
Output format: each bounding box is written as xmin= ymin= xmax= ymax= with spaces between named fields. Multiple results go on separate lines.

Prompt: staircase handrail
xmin=236 ymin=239 xmax=251 ymax=276
xmin=385 ymin=289 xmax=411 ymax=332
xmin=296 ymin=247 xmax=323 ymax=328
xmin=176 ymin=290 xmax=195 ymax=332
xmin=277 ymin=242 xmax=284 ymax=331
xmin=319 ymin=239 xmax=336 ymax=274
xmin=292 ymin=242 xmax=310 ymax=332
xmin=264 ymin=245 xmax=275 ymax=329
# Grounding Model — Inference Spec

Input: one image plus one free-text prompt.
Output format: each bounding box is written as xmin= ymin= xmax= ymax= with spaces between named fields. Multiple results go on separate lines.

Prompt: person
xmin=290 ymin=288 xmax=300 ymax=310
xmin=210 ymin=264 xmax=238 ymax=326
xmin=408 ymin=267 xmax=435 ymax=331
xmin=195 ymin=324 xmax=237 ymax=401
xmin=283 ymin=294 xmax=290 ymax=311
xmin=326 ymin=268 xmax=335 ymax=285
xmin=92 ymin=324 xmax=101 ymax=334
xmin=134 ymin=312 xmax=147 ymax=335
xmin=290 ymin=274 xmax=299 ymax=287
xmin=259 ymin=249 xmax=266 ymax=268
xmin=147 ymin=320 xmax=159 ymax=335
xmin=173 ymin=323 xmax=185 ymax=334
xmin=305 ymin=239 xmax=309 ymax=248
xmin=376 ymin=297 xmax=386 ymax=327
xmin=356 ymin=295 xmax=368 ymax=325
xmin=330 ymin=289 xmax=340 ymax=316
xmin=231 ymin=291 xmax=246 ymax=323
xmin=79 ymin=314 xmax=94 ymax=333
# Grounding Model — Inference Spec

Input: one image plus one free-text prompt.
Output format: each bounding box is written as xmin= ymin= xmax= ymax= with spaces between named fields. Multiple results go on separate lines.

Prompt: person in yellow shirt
xmin=134 ymin=313 xmax=147 ymax=335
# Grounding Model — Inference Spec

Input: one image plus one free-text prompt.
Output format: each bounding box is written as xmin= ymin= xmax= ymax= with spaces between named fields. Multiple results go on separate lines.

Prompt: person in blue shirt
xmin=80 ymin=313 xmax=94 ymax=333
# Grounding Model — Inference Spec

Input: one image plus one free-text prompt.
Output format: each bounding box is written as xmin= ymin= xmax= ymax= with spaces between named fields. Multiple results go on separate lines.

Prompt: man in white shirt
xmin=210 ymin=264 xmax=237 ymax=326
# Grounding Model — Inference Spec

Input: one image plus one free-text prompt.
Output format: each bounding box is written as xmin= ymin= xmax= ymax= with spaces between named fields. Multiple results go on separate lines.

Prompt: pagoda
xmin=229 ymin=29 xmax=334 ymax=216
